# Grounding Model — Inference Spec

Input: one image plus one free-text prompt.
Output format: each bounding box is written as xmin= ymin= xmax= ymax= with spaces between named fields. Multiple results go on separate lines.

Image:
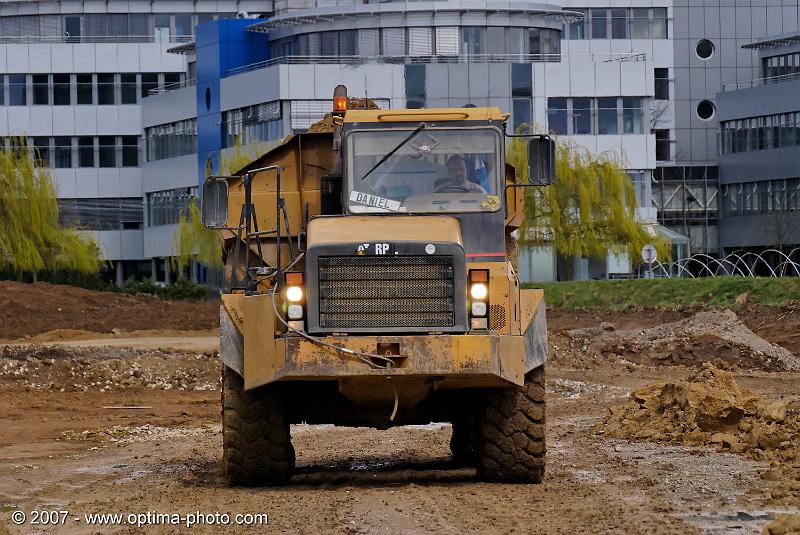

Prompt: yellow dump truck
xmin=201 ymin=86 xmax=556 ymax=486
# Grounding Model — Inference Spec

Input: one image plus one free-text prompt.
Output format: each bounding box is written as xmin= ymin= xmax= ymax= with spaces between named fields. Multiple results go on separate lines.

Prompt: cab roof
xmin=343 ymin=107 xmax=508 ymax=124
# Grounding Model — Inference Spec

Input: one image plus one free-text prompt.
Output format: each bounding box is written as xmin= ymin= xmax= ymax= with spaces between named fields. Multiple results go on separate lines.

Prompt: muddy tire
xmin=450 ymin=416 xmax=477 ymax=466
xmin=222 ymin=366 xmax=295 ymax=486
xmin=476 ymin=366 xmax=546 ymax=483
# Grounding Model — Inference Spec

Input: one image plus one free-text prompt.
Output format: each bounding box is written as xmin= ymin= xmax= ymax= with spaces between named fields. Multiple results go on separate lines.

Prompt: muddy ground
xmin=1 ymin=292 xmax=799 ymax=534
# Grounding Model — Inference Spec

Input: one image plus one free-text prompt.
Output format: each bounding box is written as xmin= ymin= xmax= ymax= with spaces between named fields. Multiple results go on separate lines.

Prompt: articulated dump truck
xmin=201 ymin=86 xmax=556 ymax=486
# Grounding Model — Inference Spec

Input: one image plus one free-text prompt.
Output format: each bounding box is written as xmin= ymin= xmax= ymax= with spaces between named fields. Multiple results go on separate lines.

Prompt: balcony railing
xmin=723 ymin=70 xmax=800 ymax=91
xmin=226 ymin=52 xmax=646 ymax=77
xmin=147 ymin=78 xmax=197 ymax=96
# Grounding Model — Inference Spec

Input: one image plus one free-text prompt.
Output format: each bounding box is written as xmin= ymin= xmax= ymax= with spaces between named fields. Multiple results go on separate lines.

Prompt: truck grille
xmin=318 ymin=256 xmax=455 ymax=329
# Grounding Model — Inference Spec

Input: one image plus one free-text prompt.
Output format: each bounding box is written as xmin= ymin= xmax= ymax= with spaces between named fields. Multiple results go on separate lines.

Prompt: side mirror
xmin=201 ymin=178 xmax=229 ymax=229
xmin=527 ymin=136 xmax=556 ymax=186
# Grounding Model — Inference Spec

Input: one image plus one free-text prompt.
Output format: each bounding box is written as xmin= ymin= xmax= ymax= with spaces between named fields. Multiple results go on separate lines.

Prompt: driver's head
xmin=446 ymin=155 xmax=468 ymax=185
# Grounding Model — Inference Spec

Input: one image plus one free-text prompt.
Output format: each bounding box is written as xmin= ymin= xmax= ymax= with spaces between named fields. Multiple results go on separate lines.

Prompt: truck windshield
xmin=346 ymin=128 xmax=502 ymax=214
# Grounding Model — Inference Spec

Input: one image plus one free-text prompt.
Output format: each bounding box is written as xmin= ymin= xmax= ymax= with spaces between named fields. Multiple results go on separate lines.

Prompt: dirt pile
xmin=603 ymin=363 xmax=800 ymax=504
xmin=0 ymin=346 xmax=219 ymax=393
xmin=763 ymin=514 xmax=800 ymax=535
xmin=0 ymin=281 xmax=219 ymax=339
xmin=567 ymin=309 xmax=800 ymax=371
xmin=307 ymin=97 xmax=382 ymax=133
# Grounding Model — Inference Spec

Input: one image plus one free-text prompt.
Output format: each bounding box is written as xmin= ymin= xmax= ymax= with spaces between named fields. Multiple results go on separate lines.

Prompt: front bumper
xmin=272 ymin=333 xmax=525 ymax=387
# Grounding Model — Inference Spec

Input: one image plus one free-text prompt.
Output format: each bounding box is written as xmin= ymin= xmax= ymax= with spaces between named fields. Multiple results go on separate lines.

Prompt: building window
xmin=78 ymin=137 xmax=94 ymax=167
xmin=59 ymin=198 xmax=143 ymax=231
xmin=404 ymin=64 xmax=426 ymax=109
xmin=630 ymin=8 xmax=650 ymax=39
xmin=651 ymin=8 xmax=668 ymax=39
xmin=77 ymin=74 xmax=93 ymax=104
xmin=597 ymin=97 xmax=618 ymax=134
xmin=121 ymin=74 xmax=137 ymax=104
xmin=611 ymin=9 xmax=627 ymax=39
xmin=763 ymin=52 xmax=800 ymax=79
xmin=146 ymin=118 xmax=198 ymax=161
xmin=382 ymin=28 xmax=406 ymax=56
xmin=623 ymin=98 xmax=643 ymax=133
xmin=32 ymin=74 xmax=49 ymax=105
xmin=512 ymin=98 xmax=532 ymax=133
xmin=154 ymin=14 xmax=170 ymax=42
xmin=654 ymin=68 xmax=670 ymax=100
xmin=566 ymin=8 xmax=668 ymax=40
xmin=97 ymin=74 xmax=115 ymax=105
xmin=511 ymin=63 xmax=532 ymax=97
xmin=140 ymin=73 xmax=158 ymax=97
xmin=53 ymin=74 xmax=71 ymax=105
xmin=147 ymin=188 xmax=197 ymax=226
xmin=8 ymin=74 xmax=28 ymax=106
xmin=590 ymin=9 xmax=608 ymax=39
xmin=98 ymin=136 xmax=116 ymax=167
xmin=548 ymin=97 xmax=644 ymax=135
xmin=54 ymin=137 xmax=72 ymax=168
xmin=568 ymin=9 xmax=587 ymax=39
xmin=33 ymin=137 xmax=50 ymax=167
xmin=696 ymin=39 xmax=715 ymax=60
xmin=721 ymin=178 xmax=800 ymax=216
xmin=122 ymin=136 xmax=139 ymax=167
xmin=547 ymin=97 xmax=568 ymax=135
xmin=339 ymin=30 xmax=357 ymax=56
xmin=435 ymin=27 xmax=459 ymax=56
xmin=461 ymin=27 xmax=484 ymax=56
xmin=721 ymin=111 xmax=800 ymax=154
xmin=654 ymin=129 xmax=670 ymax=161
xmin=572 ymin=98 xmax=592 ymax=134
xmin=696 ymin=100 xmax=715 ymax=120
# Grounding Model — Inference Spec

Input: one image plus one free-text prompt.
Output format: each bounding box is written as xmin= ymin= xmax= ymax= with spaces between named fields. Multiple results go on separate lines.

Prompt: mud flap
xmin=520 ymin=289 xmax=548 ymax=372
xmin=220 ymin=306 xmax=244 ymax=378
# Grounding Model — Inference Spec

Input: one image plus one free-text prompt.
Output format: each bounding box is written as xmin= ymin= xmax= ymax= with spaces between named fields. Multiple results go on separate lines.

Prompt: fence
xmin=647 ymin=249 xmax=800 ymax=278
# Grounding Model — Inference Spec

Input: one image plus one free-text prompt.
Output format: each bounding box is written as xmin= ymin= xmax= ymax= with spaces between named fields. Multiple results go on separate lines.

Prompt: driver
xmin=434 ymin=155 xmax=487 ymax=193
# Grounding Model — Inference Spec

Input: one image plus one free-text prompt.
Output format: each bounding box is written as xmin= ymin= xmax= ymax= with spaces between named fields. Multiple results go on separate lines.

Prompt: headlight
xmin=471 ymin=301 xmax=487 ymax=317
xmin=286 ymin=285 xmax=303 ymax=302
xmin=287 ymin=304 xmax=303 ymax=319
xmin=470 ymin=282 xmax=488 ymax=300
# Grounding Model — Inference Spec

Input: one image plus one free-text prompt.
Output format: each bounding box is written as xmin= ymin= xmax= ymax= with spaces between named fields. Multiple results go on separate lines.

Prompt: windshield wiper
xmin=360 ymin=122 xmax=426 ymax=181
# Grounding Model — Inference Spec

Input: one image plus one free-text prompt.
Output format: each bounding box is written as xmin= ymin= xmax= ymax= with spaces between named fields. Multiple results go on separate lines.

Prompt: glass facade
xmin=222 ymin=102 xmax=283 ymax=148
xmin=720 ymin=111 xmax=800 ymax=154
xmin=565 ymin=8 xmax=667 ymax=40
xmin=270 ymin=26 xmax=561 ymax=61
xmin=58 ymin=198 xmax=144 ymax=230
xmin=0 ymin=72 xmax=184 ymax=106
xmin=763 ymin=52 xmax=800 ymax=79
xmin=1 ymin=136 xmax=140 ymax=168
xmin=147 ymin=187 xmax=197 ymax=226
xmin=145 ymin=119 xmax=197 ymax=161
xmin=721 ymin=178 xmax=800 ymax=216
xmin=547 ymin=97 xmax=644 ymax=135
xmin=0 ymin=13 xmax=235 ymax=43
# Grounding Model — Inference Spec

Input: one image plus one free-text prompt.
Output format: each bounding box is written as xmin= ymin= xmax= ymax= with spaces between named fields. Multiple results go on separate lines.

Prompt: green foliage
xmin=172 ymin=137 xmax=275 ymax=273
xmin=0 ymin=139 xmax=100 ymax=275
xmin=509 ymin=134 xmax=670 ymax=264
xmin=525 ymin=277 xmax=800 ymax=309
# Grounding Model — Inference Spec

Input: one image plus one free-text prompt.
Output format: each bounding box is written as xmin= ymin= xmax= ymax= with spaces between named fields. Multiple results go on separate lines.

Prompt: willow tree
xmin=172 ymin=138 xmax=273 ymax=274
xmin=508 ymin=135 xmax=670 ymax=272
xmin=0 ymin=140 xmax=100 ymax=277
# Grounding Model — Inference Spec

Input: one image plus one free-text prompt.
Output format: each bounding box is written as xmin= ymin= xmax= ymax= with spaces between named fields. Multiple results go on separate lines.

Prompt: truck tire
xmin=476 ymin=366 xmax=546 ymax=483
xmin=222 ymin=366 xmax=295 ymax=486
xmin=450 ymin=416 xmax=477 ymax=466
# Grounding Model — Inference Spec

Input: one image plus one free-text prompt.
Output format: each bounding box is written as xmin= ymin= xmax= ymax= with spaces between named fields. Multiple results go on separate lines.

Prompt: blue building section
xmin=195 ymin=19 xmax=269 ymax=184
